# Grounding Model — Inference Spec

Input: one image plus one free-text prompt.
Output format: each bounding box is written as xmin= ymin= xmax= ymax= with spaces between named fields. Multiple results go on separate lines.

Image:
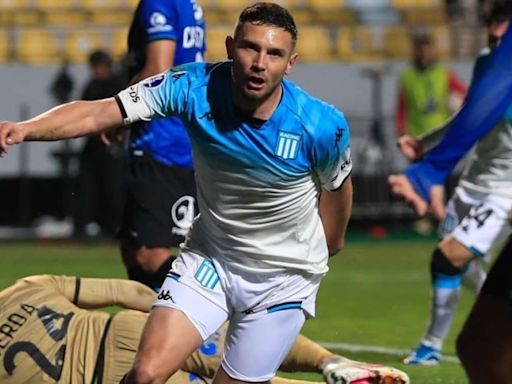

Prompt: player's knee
xmin=430 ymin=248 xmax=463 ymax=281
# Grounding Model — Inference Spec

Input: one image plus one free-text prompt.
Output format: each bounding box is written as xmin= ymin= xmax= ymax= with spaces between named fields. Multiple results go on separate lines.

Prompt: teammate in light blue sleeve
xmin=0 ymin=3 xmax=358 ymax=384
xmin=389 ymin=6 xmax=512 ymax=381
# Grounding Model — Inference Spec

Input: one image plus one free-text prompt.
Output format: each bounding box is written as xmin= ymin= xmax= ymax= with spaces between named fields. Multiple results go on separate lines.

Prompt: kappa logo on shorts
xmin=276 ymin=131 xmax=301 ymax=160
xmin=157 ymin=290 xmax=175 ymax=302
xmin=194 ymin=259 xmax=219 ymax=289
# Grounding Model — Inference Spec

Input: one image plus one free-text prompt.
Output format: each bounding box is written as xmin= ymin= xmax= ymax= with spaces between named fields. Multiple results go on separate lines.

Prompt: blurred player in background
xmin=117 ymin=0 xmax=206 ymax=290
xmin=395 ymin=32 xmax=467 ymax=235
xmin=74 ymin=50 xmax=127 ymax=240
xmin=395 ymin=0 xmax=512 ymax=366
xmin=0 ymin=275 xmax=409 ymax=384
xmin=388 ymin=1 xmax=512 ymax=380
xmin=396 ymin=32 xmax=467 ymax=140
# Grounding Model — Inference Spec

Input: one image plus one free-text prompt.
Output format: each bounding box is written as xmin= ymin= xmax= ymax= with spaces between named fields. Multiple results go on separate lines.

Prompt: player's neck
xmin=234 ymin=85 xmax=283 ymax=121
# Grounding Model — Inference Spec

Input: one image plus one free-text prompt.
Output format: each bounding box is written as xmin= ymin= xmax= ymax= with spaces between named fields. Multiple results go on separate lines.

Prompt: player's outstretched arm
xmin=0 ymin=98 xmax=123 ymax=156
xmin=74 ymin=277 xmax=156 ymax=312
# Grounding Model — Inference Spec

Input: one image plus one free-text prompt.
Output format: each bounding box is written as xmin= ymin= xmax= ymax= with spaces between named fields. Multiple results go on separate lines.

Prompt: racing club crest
xmin=275 ymin=131 xmax=301 ymax=160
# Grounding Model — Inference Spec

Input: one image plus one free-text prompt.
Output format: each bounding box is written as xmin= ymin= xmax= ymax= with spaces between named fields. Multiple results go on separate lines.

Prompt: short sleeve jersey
xmin=117 ymin=62 xmax=352 ymax=274
xmin=126 ymin=0 xmax=206 ymax=167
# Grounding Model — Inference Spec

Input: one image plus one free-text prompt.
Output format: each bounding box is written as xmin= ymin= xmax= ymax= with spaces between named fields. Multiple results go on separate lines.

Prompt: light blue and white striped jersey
xmin=117 ymin=61 xmax=352 ymax=274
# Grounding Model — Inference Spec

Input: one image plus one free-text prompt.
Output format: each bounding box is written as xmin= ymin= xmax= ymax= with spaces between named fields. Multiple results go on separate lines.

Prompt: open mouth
xmin=247 ymin=76 xmax=265 ymax=90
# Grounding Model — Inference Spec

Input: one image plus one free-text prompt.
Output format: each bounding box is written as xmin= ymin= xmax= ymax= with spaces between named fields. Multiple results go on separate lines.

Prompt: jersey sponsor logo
xmin=128 ymin=86 xmax=140 ymax=103
xmin=276 ymin=131 xmax=301 ymax=160
xmin=183 ymin=26 xmax=205 ymax=49
xmin=142 ymin=74 xmax=166 ymax=88
xmin=191 ymin=0 xmax=204 ymax=21
xmin=194 ymin=259 xmax=219 ymax=289
xmin=171 ymin=195 xmax=195 ymax=236
xmin=148 ymin=12 xmax=173 ymax=34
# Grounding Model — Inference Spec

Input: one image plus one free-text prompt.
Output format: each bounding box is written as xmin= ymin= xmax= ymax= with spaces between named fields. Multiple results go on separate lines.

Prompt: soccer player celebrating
xmin=0 ymin=3 xmax=409 ymax=384
xmin=0 ymin=274 xmax=409 ymax=384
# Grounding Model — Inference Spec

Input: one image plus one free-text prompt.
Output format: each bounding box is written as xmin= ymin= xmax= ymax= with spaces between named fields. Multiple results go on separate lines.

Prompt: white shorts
xmin=154 ymin=249 xmax=323 ymax=381
xmin=439 ymin=186 xmax=512 ymax=259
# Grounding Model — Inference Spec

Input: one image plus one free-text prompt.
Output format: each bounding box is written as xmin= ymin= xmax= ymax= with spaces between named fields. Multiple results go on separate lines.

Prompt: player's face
xmin=226 ymin=22 xmax=298 ymax=106
xmin=414 ymin=43 xmax=436 ymax=68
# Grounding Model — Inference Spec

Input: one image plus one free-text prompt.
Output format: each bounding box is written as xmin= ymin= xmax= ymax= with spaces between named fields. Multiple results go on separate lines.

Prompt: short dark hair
xmin=482 ymin=0 xmax=512 ymax=25
xmin=88 ymin=50 xmax=112 ymax=68
xmin=234 ymin=2 xmax=297 ymax=46
xmin=412 ymin=33 xmax=434 ymax=48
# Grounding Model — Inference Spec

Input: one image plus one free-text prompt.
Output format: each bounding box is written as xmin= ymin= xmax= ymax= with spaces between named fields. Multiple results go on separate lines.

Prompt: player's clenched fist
xmin=0 ymin=121 xmax=25 ymax=156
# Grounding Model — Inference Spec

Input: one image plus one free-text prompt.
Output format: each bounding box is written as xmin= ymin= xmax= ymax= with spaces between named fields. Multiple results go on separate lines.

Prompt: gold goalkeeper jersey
xmin=0 ymin=275 xmax=155 ymax=384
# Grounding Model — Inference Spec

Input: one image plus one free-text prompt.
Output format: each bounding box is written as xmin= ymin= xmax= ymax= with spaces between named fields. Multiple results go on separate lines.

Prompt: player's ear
xmin=225 ymin=35 xmax=234 ymax=60
xmin=284 ymin=52 xmax=298 ymax=75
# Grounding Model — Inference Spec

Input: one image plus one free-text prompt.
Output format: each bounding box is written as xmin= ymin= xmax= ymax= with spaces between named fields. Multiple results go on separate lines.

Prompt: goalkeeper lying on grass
xmin=0 ymin=274 xmax=408 ymax=384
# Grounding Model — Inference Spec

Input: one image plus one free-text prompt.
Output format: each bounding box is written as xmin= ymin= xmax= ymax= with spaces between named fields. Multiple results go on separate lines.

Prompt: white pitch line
xmin=317 ymin=341 xmax=460 ymax=364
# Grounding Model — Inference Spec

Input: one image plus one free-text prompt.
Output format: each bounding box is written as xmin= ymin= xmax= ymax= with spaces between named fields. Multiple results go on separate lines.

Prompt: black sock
xmin=151 ymin=255 xmax=177 ymax=290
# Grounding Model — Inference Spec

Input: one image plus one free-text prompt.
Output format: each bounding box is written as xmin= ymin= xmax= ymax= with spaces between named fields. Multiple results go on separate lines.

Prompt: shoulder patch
xmin=142 ymin=73 xmax=166 ymax=88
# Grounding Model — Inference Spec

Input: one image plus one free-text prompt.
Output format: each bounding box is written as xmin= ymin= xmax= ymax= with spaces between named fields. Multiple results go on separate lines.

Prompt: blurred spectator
xmin=49 ymin=60 xmax=74 ymax=104
xmin=395 ymin=33 xmax=467 ymax=235
xmin=396 ymin=33 xmax=467 ymax=139
xmin=73 ymin=50 xmax=127 ymax=240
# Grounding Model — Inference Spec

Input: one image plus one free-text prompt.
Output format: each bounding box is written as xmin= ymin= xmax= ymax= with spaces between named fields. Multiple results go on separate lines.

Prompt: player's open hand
xmin=388 ymin=174 xmax=445 ymax=220
xmin=429 ymin=185 xmax=445 ymax=220
xmin=397 ymin=135 xmax=423 ymax=161
xmin=0 ymin=121 xmax=25 ymax=156
xmin=388 ymin=174 xmax=429 ymax=217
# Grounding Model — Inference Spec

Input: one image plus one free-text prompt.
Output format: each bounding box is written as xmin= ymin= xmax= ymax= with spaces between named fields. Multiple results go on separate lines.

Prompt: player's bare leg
xmin=123 ymin=307 xmax=203 ymax=384
xmin=405 ymin=236 xmax=477 ymax=365
xmin=184 ymin=327 xmax=408 ymax=384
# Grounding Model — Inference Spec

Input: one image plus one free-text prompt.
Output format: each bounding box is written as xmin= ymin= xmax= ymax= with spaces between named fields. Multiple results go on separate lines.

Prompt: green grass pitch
xmin=0 ymin=237 xmax=472 ymax=383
